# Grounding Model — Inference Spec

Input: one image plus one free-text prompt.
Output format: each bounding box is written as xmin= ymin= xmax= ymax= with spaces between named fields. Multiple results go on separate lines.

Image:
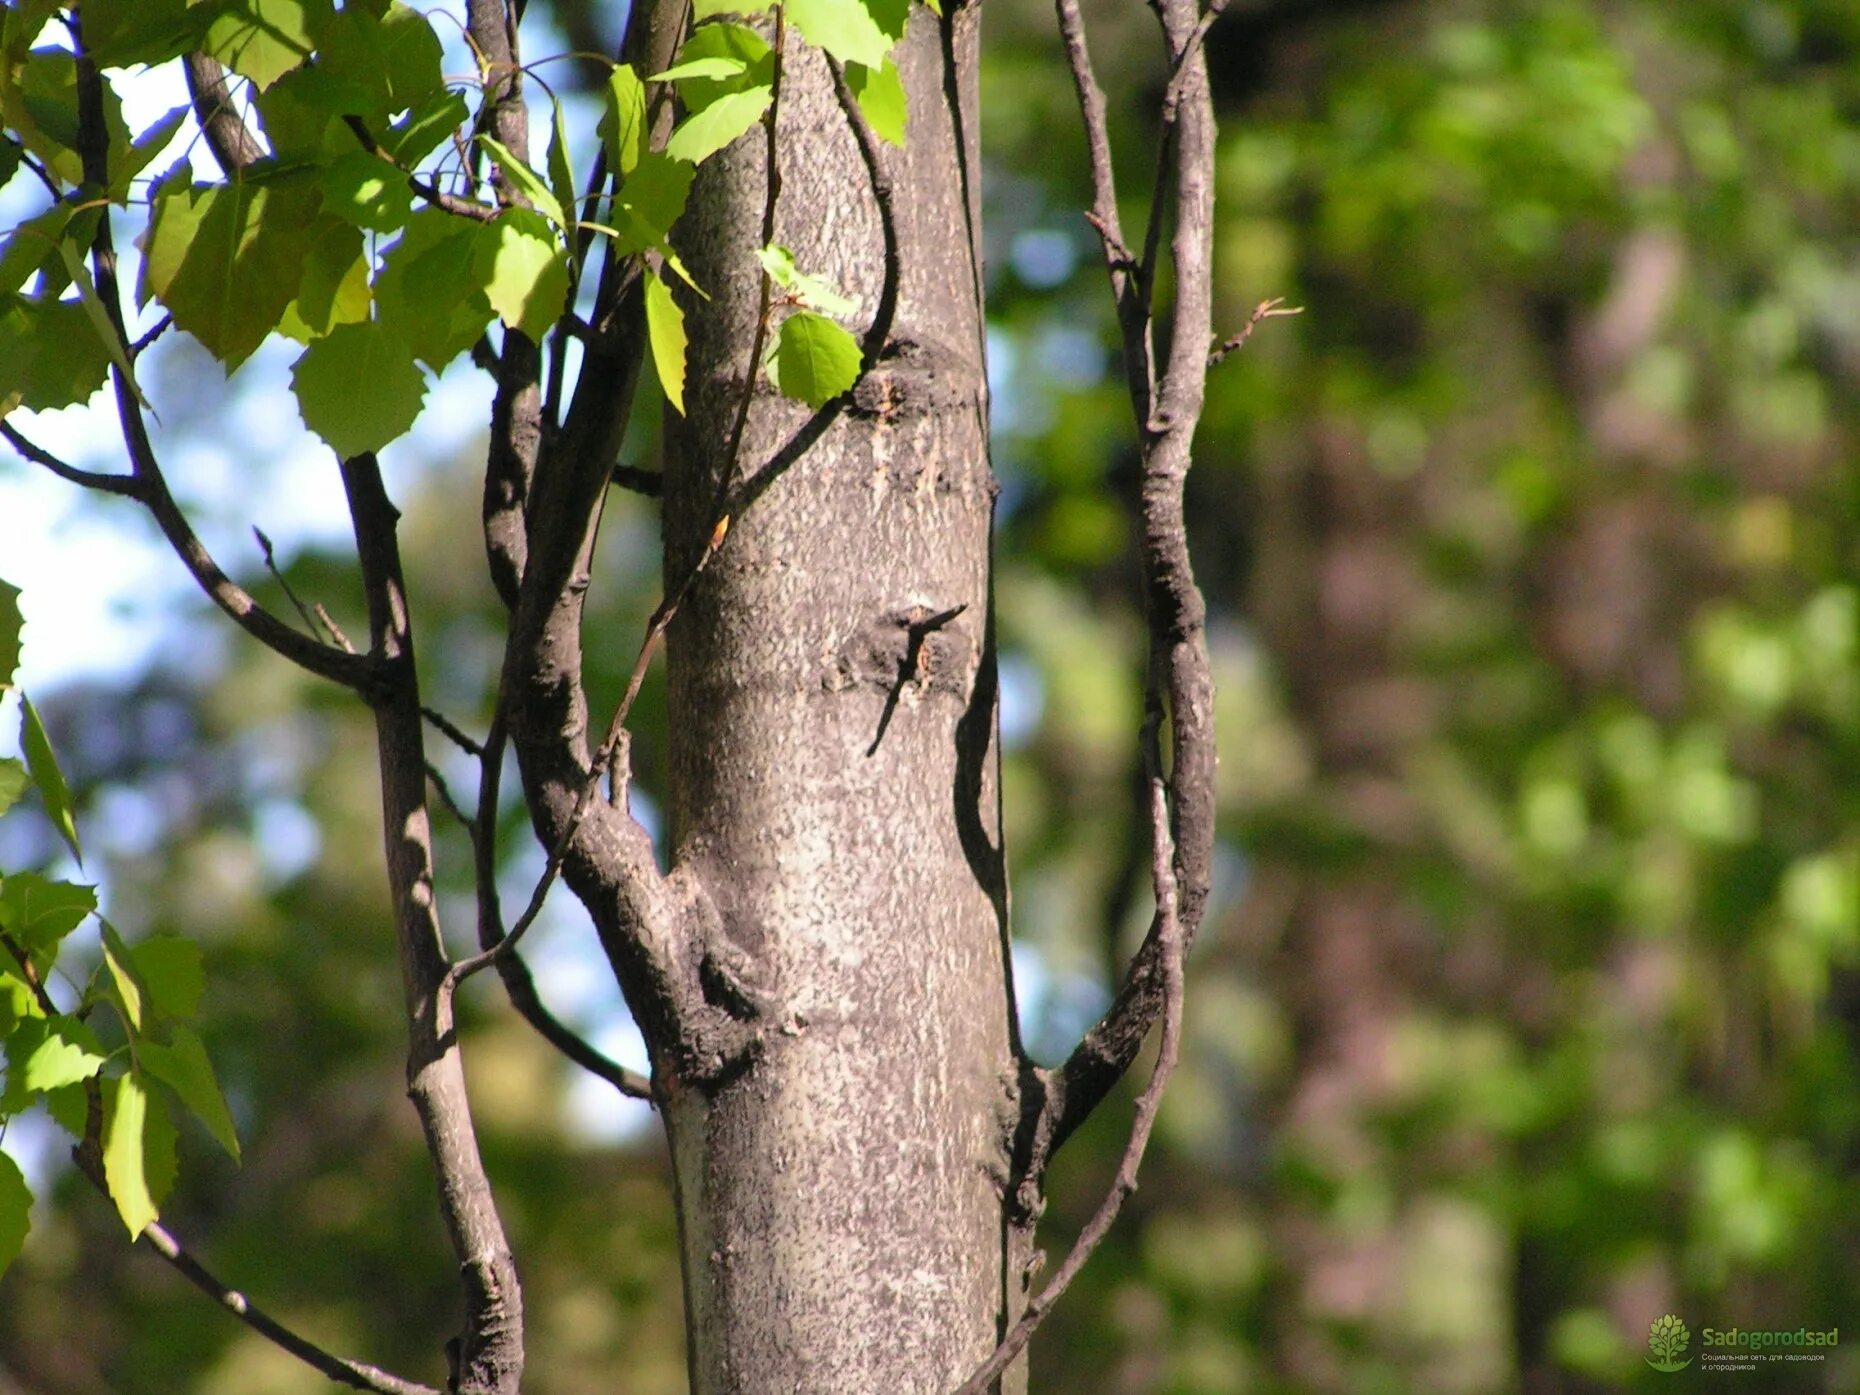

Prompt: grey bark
xmin=660 ymin=12 xmax=1027 ymax=1392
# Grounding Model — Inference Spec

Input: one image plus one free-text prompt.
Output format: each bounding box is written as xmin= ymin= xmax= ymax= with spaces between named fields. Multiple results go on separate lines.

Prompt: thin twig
xmin=341 ymin=115 xmax=501 ymax=222
xmin=252 ymin=526 xmax=322 ymax=636
xmin=1 ymin=420 xmax=142 ymax=497
xmin=422 ymin=706 xmax=486 ymax=759
xmin=426 ymin=760 xmax=474 ymax=830
xmin=1208 ymin=296 xmax=1302 ymax=365
xmin=314 ymin=603 xmax=358 ymax=655
xmin=954 ymin=772 xmax=1186 ymax=1395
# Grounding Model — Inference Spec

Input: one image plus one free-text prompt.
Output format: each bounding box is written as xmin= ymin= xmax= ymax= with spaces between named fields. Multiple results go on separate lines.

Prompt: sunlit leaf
xmin=0 ymin=294 xmax=112 ymax=415
xmin=846 ymin=59 xmax=906 ymax=147
xmin=101 ymin=1074 xmax=158 ymax=1236
xmin=0 ymin=874 xmax=95 ymax=955
xmin=598 ymin=65 xmax=647 ymax=178
xmin=0 ymin=1151 xmax=27 ymax=1278
xmin=99 ymin=920 xmax=144 ymax=1033
xmin=479 ymin=137 xmax=565 ymax=229
xmin=547 ymin=97 xmax=578 ymax=238
xmin=786 ymin=0 xmax=898 ymax=70
xmin=771 ymin=311 xmax=862 ymax=407
xmin=20 ymin=697 xmax=78 ymax=862
xmin=757 ymin=244 xmax=857 ymax=315
xmin=281 ymin=217 xmax=370 ymax=340
xmin=204 ymin=0 xmax=326 ymax=91
xmin=140 ymin=1027 xmax=240 ymax=1161
xmin=644 ymin=270 xmax=687 ymax=415
xmin=14 ymin=1014 xmax=106 ymax=1093
xmin=291 ymin=320 xmax=427 ymax=458
xmin=666 ymin=86 xmax=771 ymax=166
xmin=320 ymin=149 xmax=413 ymax=231
xmin=373 ymin=208 xmax=496 ymax=369
xmin=475 ymin=209 xmax=570 ymax=341
xmin=665 ymin=25 xmax=772 ymax=114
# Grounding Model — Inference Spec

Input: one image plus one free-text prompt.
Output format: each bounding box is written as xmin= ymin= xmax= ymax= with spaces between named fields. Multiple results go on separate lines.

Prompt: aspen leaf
xmin=204 ymin=0 xmax=327 ymax=91
xmin=479 ymin=137 xmax=565 ymax=229
xmin=0 ymin=874 xmax=95 ymax=955
xmin=786 ymin=0 xmax=895 ymax=70
xmin=757 ymin=245 xmax=856 ymax=315
xmin=475 ymin=210 xmax=570 ymax=340
xmin=771 ymin=311 xmax=862 ymax=407
xmin=101 ymin=1074 xmax=158 ymax=1236
xmin=0 ymin=579 xmax=17 ymax=689
xmin=14 ymin=1014 xmax=106 ymax=1093
xmin=666 ymin=87 xmax=771 ymax=165
xmin=129 ymin=936 xmax=204 ymax=1021
xmin=373 ymin=209 xmax=496 ymax=369
xmin=81 ymin=0 xmax=205 ymax=68
xmin=20 ymin=697 xmax=78 ymax=862
xmin=846 ymin=59 xmax=906 ymax=147
xmin=665 ymin=26 xmax=773 ymax=114
xmin=99 ymin=920 xmax=145 ymax=1033
xmin=0 ymin=295 xmax=111 ymax=415
xmin=652 ymin=56 xmax=751 ymax=82
xmin=644 ymin=270 xmax=688 ymax=415
xmin=142 ymin=173 xmax=322 ymax=368
xmin=320 ymin=149 xmax=413 ymax=231
xmin=0 ymin=1152 xmax=27 ymax=1279
xmin=282 ymin=218 xmax=370 ymax=340
xmin=0 ymin=761 xmax=26 ymax=817
xmin=547 ymin=97 xmax=578 ymax=237
xmin=598 ymin=65 xmax=647 ymax=176
xmin=140 ymin=1027 xmax=240 ymax=1161
xmin=291 ymin=321 xmax=427 ymax=457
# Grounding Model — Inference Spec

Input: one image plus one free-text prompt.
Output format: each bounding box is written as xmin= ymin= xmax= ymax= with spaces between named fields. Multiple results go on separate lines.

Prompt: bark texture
xmin=660 ymin=12 xmax=1022 ymax=1392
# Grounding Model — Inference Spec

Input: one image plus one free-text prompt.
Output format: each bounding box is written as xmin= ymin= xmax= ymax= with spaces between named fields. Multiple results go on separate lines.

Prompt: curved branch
xmin=183 ymin=53 xmax=265 ymax=174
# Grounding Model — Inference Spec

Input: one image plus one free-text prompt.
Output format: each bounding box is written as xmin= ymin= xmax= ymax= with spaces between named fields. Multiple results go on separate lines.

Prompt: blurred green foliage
xmin=4 ymin=0 xmax=1860 ymax=1391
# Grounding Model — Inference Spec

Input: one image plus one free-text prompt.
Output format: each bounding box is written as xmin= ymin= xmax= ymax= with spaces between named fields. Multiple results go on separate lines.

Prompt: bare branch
xmin=252 ymin=525 xmax=323 ymax=636
xmin=1209 ymin=296 xmax=1304 ymax=366
xmin=183 ymin=53 xmax=265 ymax=174
xmin=1 ymin=420 xmax=141 ymax=496
xmin=954 ymin=774 xmax=1186 ymax=1395
xmin=422 ymin=706 xmax=486 ymax=759
xmin=339 ymin=452 xmax=524 ymax=1394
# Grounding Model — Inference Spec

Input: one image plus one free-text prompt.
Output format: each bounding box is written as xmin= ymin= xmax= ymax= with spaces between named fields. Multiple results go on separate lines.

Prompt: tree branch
xmin=183 ymin=53 xmax=264 ymax=174
xmin=339 ymin=452 xmax=524 ymax=1395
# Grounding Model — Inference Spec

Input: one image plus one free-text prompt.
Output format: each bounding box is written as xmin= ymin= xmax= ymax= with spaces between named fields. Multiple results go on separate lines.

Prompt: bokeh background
xmin=3 ymin=0 xmax=1859 ymax=1390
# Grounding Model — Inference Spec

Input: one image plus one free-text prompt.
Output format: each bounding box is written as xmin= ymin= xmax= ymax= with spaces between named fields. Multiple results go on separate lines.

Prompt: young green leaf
xmin=772 ymin=311 xmax=863 ymax=407
xmin=55 ymin=243 xmax=146 ymax=409
xmin=110 ymin=105 xmax=190 ymax=204
xmin=20 ymin=697 xmax=78 ymax=863
xmin=785 ymin=0 xmax=896 ymax=70
xmin=547 ymin=98 xmax=578 ymax=238
xmin=14 ymin=1014 xmax=107 ymax=1093
xmin=665 ymin=25 xmax=774 ymax=114
xmin=651 ymin=56 xmax=751 ymax=82
xmin=666 ymin=86 xmax=772 ymax=166
xmin=291 ymin=321 xmax=428 ymax=458
xmin=598 ymin=64 xmax=647 ymax=177
xmin=101 ymin=1074 xmax=158 ymax=1236
xmin=0 ymin=295 xmax=113 ymax=415
xmin=0 ymin=1150 xmax=28 ymax=1279
xmin=99 ymin=920 xmax=144 ymax=1033
xmin=644 ymin=270 xmax=688 ymax=415
xmin=757 ymin=245 xmax=857 ymax=315
xmin=129 ymin=936 xmax=204 ymax=1021
xmin=479 ymin=137 xmax=566 ymax=229
xmin=316 ymin=2 xmax=444 ymax=123
xmin=0 ymin=874 xmax=96 ymax=956
xmin=0 ymin=579 xmax=17 ymax=690
xmin=0 ymin=761 xmax=27 ymax=817
xmin=140 ymin=1027 xmax=240 ymax=1161
xmin=204 ymin=0 xmax=326 ymax=91
xmin=846 ymin=59 xmax=906 ymax=147
xmin=142 ymin=173 xmax=322 ymax=369
xmin=79 ymin=0 xmax=207 ymax=69
xmin=385 ymin=89 xmax=468 ymax=164
xmin=281 ymin=218 xmax=371 ymax=341
xmin=320 ymin=149 xmax=414 ymax=231
xmin=475 ymin=210 xmax=571 ymax=341
xmin=373 ymin=209 xmax=497 ymax=369
xmin=693 ymin=0 xmax=775 ymax=16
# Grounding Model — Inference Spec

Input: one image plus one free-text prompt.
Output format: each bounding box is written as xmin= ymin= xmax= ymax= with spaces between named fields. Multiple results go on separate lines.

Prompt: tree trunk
xmin=662 ymin=11 xmax=1023 ymax=1392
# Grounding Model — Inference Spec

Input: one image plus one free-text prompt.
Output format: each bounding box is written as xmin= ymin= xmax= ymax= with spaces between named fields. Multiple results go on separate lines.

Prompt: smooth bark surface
xmin=661 ymin=12 xmax=1024 ymax=1392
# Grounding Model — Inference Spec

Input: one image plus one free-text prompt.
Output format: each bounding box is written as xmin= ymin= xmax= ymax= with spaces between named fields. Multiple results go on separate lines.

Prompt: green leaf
xmin=142 ymin=171 xmax=322 ymax=369
xmin=140 ymin=1027 xmax=240 ymax=1161
xmin=42 ymin=1082 xmax=87 ymax=1138
xmin=0 ymin=760 xmax=27 ymax=816
xmin=0 ymin=202 xmax=100 ymax=296
xmin=479 ymin=136 xmax=565 ymax=229
xmin=128 ymin=936 xmax=203 ymax=1021
xmin=98 ymin=920 xmax=143 ymax=1033
xmin=652 ymin=56 xmax=751 ymax=82
xmin=319 ymin=149 xmax=414 ymax=231
xmin=0 ymin=874 xmax=95 ymax=956
xmin=666 ymin=86 xmax=771 ymax=166
xmin=846 ymin=59 xmax=906 ymax=147
xmin=55 ymin=242 xmax=146 ymax=409
xmin=547 ymin=98 xmax=578 ymax=239
xmin=0 ymin=1150 xmax=28 ymax=1278
xmin=757 ymin=244 xmax=857 ymax=315
xmin=610 ymin=153 xmax=695 ymax=251
xmin=81 ymin=0 xmax=206 ymax=68
xmin=693 ymin=0 xmax=775 ymax=17
xmin=316 ymin=2 xmax=442 ymax=122
xmin=384 ymin=88 xmax=467 ymax=164
xmin=0 ymin=294 xmax=113 ymax=416
xmin=598 ymin=65 xmax=647 ymax=178
xmin=101 ymin=1073 xmax=158 ymax=1235
xmin=475 ymin=210 xmax=570 ymax=341
xmin=0 ymin=49 xmax=130 ymax=185
xmin=291 ymin=321 xmax=427 ymax=457
xmin=665 ymin=25 xmax=773 ymax=114
xmin=644 ymin=270 xmax=687 ymax=416
xmin=204 ymin=0 xmax=329 ymax=92
xmin=771 ymin=310 xmax=862 ymax=407
xmin=0 ymin=578 xmax=17 ymax=689
xmin=110 ymin=105 xmax=190 ymax=204
xmin=373 ymin=208 xmax=496 ymax=369
xmin=280 ymin=217 xmax=370 ymax=340
xmin=20 ymin=696 xmax=78 ymax=863
xmin=14 ymin=1014 xmax=106 ymax=1092
xmin=785 ymin=0 xmax=897 ymax=70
